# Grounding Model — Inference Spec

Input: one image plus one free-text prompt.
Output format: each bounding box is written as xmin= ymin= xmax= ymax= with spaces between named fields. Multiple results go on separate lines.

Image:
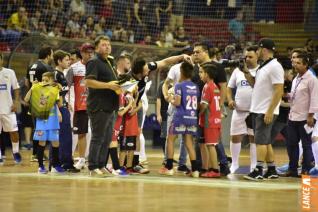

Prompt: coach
xmin=85 ymin=35 xmax=121 ymax=176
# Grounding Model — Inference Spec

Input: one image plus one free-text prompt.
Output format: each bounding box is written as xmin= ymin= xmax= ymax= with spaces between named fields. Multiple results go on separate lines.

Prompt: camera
xmin=221 ymin=57 xmax=245 ymax=70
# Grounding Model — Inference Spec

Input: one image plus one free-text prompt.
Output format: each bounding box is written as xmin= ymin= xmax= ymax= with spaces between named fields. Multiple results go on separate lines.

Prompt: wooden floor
xmin=0 ymin=147 xmax=301 ymax=212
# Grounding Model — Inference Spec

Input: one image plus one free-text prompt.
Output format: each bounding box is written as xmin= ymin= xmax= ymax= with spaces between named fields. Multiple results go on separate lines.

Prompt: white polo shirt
xmin=250 ymin=58 xmax=284 ymax=115
xmin=0 ymin=67 xmax=20 ymax=114
xmin=166 ymin=63 xmax=181 ymax=115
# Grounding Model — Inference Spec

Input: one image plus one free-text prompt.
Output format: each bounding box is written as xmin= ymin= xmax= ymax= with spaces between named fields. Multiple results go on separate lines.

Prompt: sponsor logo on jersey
xmin=241 ymin=80 xmax=250 ymax=86
xmin=0 ymin=84 xmax=7 ymax=90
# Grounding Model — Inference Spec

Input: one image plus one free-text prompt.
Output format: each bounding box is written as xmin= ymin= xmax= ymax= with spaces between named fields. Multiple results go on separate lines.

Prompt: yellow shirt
xmin=7 ymin=13 xmax=24 ymax=30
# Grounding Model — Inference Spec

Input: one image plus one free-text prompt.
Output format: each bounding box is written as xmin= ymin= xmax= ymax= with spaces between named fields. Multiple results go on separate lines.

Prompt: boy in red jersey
xmin=199 ymin=63 xmax=222 ymax=178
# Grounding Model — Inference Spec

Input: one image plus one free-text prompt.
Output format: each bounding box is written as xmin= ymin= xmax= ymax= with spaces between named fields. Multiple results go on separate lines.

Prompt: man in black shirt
xmin=53 ymin=50 xmax=79 ymax=173
xmin=26 ymin=46 xmax=53 ymax=161
xmin=85 ymin=35 xmax=121 ymax=176
xmin=192 ymin=42 xmax=230 ymax=176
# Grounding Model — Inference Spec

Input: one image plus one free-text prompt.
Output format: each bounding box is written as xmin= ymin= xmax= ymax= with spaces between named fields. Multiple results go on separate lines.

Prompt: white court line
xmin=0 ymin=172 xmax=300 ymax=190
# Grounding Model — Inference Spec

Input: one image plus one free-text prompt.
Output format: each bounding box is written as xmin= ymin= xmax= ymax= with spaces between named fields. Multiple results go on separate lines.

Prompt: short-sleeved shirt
xmin=250 ymin=58 xmax=284 ymax=115
xmin=0 ymin=67 xmax=20 ymax=114
xmin=26 ymin=60 xmax=53 ymax=83
xmin=227 ymin=67 xmax=257 ymax=111
xmin=66 ymin=61 xmax=87 ymax=111
xmin=54 ymin=70 xmax=69 ymax=106
xmin=199 ymin=81 xmax=222 ymax=129
xmin=157 ymin=81 xmax=169 ymax=121
xmin=85 ymin=54 xmax=119 ymax=113
xmin=173 ymin=80 xmax=199 ymax=126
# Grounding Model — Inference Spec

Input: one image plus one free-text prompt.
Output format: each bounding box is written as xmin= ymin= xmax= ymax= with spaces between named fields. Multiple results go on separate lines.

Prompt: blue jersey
xmin=35 ymin=104 xmax=60 ymax=130
xmin=173 ymin=81 xmax=198 ymax=126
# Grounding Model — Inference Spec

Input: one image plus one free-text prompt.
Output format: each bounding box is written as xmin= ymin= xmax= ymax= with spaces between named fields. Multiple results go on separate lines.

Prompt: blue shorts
xmin=169 ymin=122 xmax=197 ymax=136
xmin=33 ymin=129 xmax=59 ymax=142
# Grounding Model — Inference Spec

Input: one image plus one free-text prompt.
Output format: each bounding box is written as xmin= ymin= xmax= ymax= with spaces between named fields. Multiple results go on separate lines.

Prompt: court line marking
xmin=0 ymin=172 xmax=300 ymax=190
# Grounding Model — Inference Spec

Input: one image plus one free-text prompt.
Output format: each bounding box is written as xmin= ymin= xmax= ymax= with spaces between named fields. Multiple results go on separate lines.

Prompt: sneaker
xmin=38 ymin=165 xmax=48 ymax=174
xmin=13 ymin=152 xmax=22 ymax=164
xmin=263 ymin=167 xmax=279 ymax=179
xmin=115 ymin=167 xmax=129 ymax=176
xmin=244 ymin=168 xmax=263 ymax=181
xmin=107 ymin=167 xmax=119 ymax=176
xmin=22 ymin=143 xmax=32 ymax=150
xmin=133 ymin=165 xmax=150 ymax=174
xmin=126 ymin=167 xmax=140 ymax=175
xmin=279 ymin=170 xmax=300 ymax=178
xmin=201 ymin=171 xmax=220 ymax=178
xmin=277 ymin=164 xmax=289 ymax=173
xmin=230 ymin=164 xmax=239 ymax=174
xmin=158 ymin=167 xmax=174 ymax=176
xmin=30 ymin=155 xmax=38 ymax=162
xmin=177 ymin=165 xmax=191 ymax=174
xmin=220 ymin=164 xmax=230 ymax=176
xmin=139 ymin=160 xmax=149 ymax=166
xmin=0 ymin=158 xmax=4 ymax=166
xmin=51 ymin=166 xmax=65 ymax=174
xmin=191 ymin=171 xmax=200 ymax=178
xmin=100 ymin=167 xmax=113 ymax=176
xmin=74 ymin=158 xmax=86 ymax=170
xmin=309 ymin=167 xmax=318 ymax=176
xmin=89 ymin=168 xmax=105 ymax=177
xmin=64 ymin=166 xmax=81 ymax=173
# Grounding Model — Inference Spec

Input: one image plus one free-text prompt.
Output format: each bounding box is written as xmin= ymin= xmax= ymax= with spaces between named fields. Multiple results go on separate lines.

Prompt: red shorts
xmin=204 ymin=128 xmax=221 ymax=145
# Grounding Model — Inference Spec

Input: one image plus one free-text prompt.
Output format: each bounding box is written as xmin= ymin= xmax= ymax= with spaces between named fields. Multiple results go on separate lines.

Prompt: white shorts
xmin=312 ymin=121 xmax=318 ymax=138
xmin=230 ymin=110 xmax=254 ymax=136
xmin=0 ymin=113 xmax=18 ymax=133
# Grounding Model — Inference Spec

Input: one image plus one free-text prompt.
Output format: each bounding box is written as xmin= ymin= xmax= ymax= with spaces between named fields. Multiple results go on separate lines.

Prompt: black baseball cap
xmin=258 ymin=38 xmax=275 ymax=51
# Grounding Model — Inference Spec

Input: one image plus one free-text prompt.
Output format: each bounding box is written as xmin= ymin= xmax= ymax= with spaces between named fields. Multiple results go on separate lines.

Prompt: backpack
xmin=29 ymin=82 xmax=60 ymax=120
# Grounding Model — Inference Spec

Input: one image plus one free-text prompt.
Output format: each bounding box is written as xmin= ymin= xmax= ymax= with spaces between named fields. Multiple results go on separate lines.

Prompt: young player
xmin=199 ymin=64 xmax=222 ymax=178
xmin=25 ymin=72 xmax=64 ymax=174
xmin=159 ymin=62 xmax=199 ymax=177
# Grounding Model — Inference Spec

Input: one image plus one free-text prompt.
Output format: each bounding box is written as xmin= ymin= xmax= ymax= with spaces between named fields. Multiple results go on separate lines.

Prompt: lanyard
xmin=291 ymin=76 xmax=303 ymax=102
xmin=105 ymin=58 xmax=118 ymax=80
xmin=255 ymin=58 xmax=274 ymax=74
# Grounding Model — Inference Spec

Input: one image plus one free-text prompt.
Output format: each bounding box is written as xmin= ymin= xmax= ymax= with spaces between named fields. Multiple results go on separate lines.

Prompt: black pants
xmin=287 ymin=120 xmax=314 ymax=172
xmin=88 ymin=110 xmax=115 ymax=170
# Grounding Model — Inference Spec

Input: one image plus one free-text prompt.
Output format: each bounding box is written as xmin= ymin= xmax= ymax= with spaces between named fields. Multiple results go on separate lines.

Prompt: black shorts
xmin=120 ymin=136 xmax=136 ymax=151
xmin=73 ymin=111 xmax=89 ymax=134
xmin=251 ymin=113 xmax=277 ymax=145
xmin=20 ymin=105 xmax=34 ymax=128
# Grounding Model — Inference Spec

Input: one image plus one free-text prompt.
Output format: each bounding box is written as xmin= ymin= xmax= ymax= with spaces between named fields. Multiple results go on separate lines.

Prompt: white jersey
xmin=166 ymin=63 xmax=181 ymax=115
xmin=0 ymin=67 xmax=20 ymax=114
xmin=250 ymin=58 xmax=284 ymax=115
xmin=227 ymin=67 xmax=257 ymax=111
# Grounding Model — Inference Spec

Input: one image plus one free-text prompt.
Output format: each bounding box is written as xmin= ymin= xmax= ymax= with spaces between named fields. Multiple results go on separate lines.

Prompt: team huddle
xmin=1 ymin=35 xmax=318 ymax=180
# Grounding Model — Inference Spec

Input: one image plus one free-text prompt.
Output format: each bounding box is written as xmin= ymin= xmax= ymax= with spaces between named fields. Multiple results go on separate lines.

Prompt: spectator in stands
xmin=85 ymin=0 xmax=96 ymax=17
xmin=156 ymin=32 xmax=167 ymax=48
xmin=82 ymin=16 xmax=95 ymax=37
xmin=173 ymin=26 xmax=190 ymax=48
xmin=255 ymin=0 xmax=275 ymax=24
xmin=142 ymin=0 xmax=160 ymax=37
xmin=7 ymin=6 xmax=30 ymax=34
xmin=169 ymin=0 xmax=185 ymax=32
xmin=304 ymin=38 xmax=315 ymax=55
xmin=37 ymin=21 xmax=48 ymax=36
xmin=66 ymin=12 xmax=81 ymax=37
xmin=94 ymin=17 xmax=112 ymax=38
xmin=156 ymin=0 xmax=172 ymax=31
xmin=132 ymin=0 xmax=146 ymax=42
xmin=99 ymin=0 xmax=113 ymax=25
xmin=49 ymin=0 xmax=64 ymax=14
xmin=228 ymin=10 xmax=245 ymax=44
xmin=139 ymin=35 xmax=153 ymax=45
xmin=163 ymin=25 xmax=174 ymax=48
xmin=112 ymin=22 xmax=127 ymax=42
xmin=113 ymin=0 xmax=133 ymax=28
xmin=29 ymin=10 xmax=41 ymax=32
xmin=69 ymin=0 xmax=86 ymax=16
xmin=48 ymin=26 xmax=62 ymax=38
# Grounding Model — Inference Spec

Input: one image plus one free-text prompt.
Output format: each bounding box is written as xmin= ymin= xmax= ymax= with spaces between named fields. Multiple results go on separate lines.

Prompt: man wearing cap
xmin=66 ymin=42 xmax=94 ymax=170
xmin=243 ymin=38 xmax=284 ymax=181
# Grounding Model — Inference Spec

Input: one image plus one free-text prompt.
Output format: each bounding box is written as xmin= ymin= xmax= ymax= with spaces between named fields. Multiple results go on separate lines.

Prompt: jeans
xmin=88 ymin=110 xmax=115 ymax=170
xmin=287 ymin=120 xmax=314 ymax=172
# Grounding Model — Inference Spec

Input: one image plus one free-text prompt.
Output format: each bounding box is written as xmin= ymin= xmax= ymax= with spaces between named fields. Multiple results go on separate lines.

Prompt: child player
xmin=25 ymin=72 xmax=64 ymax=174
xmin=159 ymin=62 xmax=199 ymax=177
xmin=199 ymin=64 xmax=222 ymax=178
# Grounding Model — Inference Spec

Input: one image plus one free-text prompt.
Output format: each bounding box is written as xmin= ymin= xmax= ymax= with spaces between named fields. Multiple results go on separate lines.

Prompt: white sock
xmin=12 ymin=142 xmax=19 ymax=154
xmin=230 ymin=142 xmax=241 ymax=168
xmin=250 ymin=143 xmax=257 ymax=170
xmin=139 ymin=133 xmax=147 ymax=161
xmin=312 ymin=142 xmax=318 ymax=169
xmin=299 ymin=142 xmax=303 ymax=161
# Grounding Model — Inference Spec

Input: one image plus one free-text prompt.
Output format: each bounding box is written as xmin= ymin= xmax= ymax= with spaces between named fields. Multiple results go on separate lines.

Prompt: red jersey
xmin=112 ymin=94 xmax=125 ymax=141
xmin=66 ymin=61 xmax=87 ymax=111
xmin=199 ymin=81 xmax=222 ymax=129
